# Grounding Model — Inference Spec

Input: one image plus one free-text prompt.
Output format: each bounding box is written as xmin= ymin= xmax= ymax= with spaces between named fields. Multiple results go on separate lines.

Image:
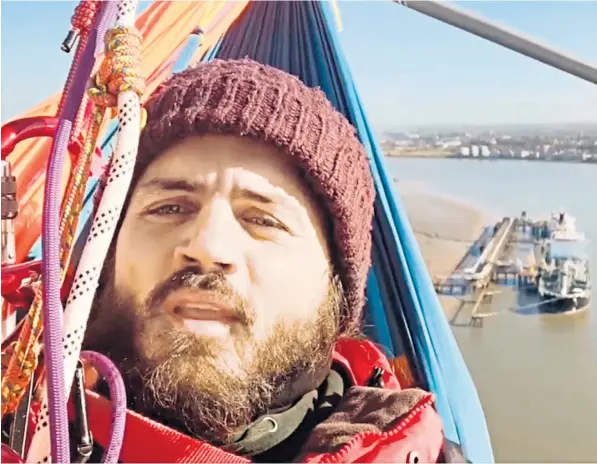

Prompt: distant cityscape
xmin=381 ymin=125 xmax=597 ymax=163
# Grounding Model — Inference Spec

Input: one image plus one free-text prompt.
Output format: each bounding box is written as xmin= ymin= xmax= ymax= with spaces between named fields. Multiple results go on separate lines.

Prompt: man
xmin=80 ymin=58 xmax=466 ymax=463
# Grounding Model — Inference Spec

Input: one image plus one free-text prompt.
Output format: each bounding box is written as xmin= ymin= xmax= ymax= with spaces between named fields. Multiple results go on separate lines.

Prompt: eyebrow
xmin=137 ymin=178 xmax=204 ymax=193
xmin=137 ymin=177 xmax=282 ymax=205
xmin=235 ymin=188 xmax=273 ymax=205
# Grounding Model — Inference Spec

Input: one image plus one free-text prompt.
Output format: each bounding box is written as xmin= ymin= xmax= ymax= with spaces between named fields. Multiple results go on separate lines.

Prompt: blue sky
xmin=2 ymin=1 xmax=596 ymax=130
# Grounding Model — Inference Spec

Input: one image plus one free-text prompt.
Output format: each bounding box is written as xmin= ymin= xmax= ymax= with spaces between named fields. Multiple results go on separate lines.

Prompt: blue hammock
xmin=204 ymin=4 xmax=494 ymax=462
xmin=29 ymin=2 xmax=493 ymax=462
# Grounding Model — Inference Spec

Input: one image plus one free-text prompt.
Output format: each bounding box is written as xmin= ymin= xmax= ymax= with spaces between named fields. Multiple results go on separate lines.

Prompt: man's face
xmin=86 ymin=134 xmax=342 ymax=441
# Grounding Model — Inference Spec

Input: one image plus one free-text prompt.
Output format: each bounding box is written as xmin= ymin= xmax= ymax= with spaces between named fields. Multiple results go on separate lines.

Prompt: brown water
xmin=453 ymin=289 xmax=597 ymax=462
xmin=389 ymin=158 xmax=597 ymax=462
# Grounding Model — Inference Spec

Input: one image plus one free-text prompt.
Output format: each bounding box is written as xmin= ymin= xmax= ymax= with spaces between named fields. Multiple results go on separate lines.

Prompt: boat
xmin=546 ymin=212 xmax=586 ymax=241
xmin=2 ymin=1 xmax=596 ymax=463
xmin=538 ymin=239 xmax=592 ymax=312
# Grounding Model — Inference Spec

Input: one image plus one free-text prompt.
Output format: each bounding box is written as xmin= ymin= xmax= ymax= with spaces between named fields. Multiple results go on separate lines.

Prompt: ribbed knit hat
xmin=137 ymin=58 xmax=375 ymax=333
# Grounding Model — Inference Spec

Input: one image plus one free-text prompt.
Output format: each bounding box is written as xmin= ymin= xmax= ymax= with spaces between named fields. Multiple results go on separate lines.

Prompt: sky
xmin=2 ymin=0 xmax=597 ymax=130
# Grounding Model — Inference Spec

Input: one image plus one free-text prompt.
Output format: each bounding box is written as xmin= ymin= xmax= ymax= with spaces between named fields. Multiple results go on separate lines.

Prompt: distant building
xmin=442 ymin=139 xmax=462 ymax=148
xmin=394 ymin=140 xmax=414 ymax=147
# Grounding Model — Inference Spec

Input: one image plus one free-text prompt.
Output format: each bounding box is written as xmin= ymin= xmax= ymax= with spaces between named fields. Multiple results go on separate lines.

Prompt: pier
xmin=438 ymin=212 xmax=553 ymax=327
xmin=436 ymin=217 xmax=517 ymax=293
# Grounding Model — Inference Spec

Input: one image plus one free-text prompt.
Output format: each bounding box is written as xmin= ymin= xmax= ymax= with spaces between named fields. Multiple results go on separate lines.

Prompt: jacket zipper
xmin=320 ymin=394 xmax=435 ymax=464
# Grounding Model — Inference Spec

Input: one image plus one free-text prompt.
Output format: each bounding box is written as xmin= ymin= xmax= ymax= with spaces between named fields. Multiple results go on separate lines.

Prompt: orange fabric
xmin=6 ymin=1 xmax=250 ymax=263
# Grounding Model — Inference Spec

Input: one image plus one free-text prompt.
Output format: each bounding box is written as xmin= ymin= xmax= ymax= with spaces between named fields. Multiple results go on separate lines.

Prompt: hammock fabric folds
xmin=204 ymin=2 xmax=494 ymax=463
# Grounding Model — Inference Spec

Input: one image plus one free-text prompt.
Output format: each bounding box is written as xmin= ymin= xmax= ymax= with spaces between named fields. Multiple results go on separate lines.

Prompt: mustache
xmin=145 ymin=267 xmax=254 ymax=326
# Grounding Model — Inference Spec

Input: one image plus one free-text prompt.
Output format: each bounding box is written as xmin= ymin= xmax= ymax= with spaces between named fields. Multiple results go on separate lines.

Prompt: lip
xmin=163 ymin=288 xmax=239 ymax=324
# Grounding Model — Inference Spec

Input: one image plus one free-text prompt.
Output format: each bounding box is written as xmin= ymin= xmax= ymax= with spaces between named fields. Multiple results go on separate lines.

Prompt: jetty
xmin=437 ymin=210 xmax=590 ymax=327
xmin=436 ymin=217 xmax=518 ymax=295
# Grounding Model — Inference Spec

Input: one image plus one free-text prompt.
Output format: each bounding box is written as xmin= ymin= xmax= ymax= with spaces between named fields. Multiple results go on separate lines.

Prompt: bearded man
xmin=80 ymin=58 xmax=467 ymax=463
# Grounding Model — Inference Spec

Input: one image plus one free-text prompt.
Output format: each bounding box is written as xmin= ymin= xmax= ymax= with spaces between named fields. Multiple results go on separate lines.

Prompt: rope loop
xmin=88 ymin=26 xmax=145 ymax=110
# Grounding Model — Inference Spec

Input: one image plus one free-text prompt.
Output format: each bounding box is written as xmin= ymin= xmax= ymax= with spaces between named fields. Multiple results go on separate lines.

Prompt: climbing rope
xmin=62 ymin=0 xmax=102 ymax=143
xmin=59 ymin=0 xmax=102 ymax=108
xmin=39 ymin=0 xmax=120 ymax=457
xmin=80 ymin=351 xmax=127 ymax=464
xmin=0 ymin=101 xmax=104 ymax=418
xmin=88 ymin=26 xmax=145 ymax=110
xmin=0 ymin=0 xmax=104 ymax=421
xmin=61 ymin=0 xmax=101 ymax=55
xmin=26 ymin=0 xmax=144 ymax=460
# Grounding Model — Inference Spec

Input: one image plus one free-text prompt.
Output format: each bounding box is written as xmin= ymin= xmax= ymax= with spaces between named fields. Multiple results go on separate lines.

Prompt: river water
xmin=387 ymin=158 xmax=597 ymax=462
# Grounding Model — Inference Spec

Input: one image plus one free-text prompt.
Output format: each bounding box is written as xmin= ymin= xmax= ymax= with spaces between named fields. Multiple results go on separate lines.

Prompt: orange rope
xmin=89 ymin=26 xmax=145 ymax=111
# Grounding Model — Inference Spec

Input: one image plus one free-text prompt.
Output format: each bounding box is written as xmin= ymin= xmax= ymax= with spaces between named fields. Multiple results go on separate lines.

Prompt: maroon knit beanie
xmin=137 ymin=58 xmax=375 ymax=333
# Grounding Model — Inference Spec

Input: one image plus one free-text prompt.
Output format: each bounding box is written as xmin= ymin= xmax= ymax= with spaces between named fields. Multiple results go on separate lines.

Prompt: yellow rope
xmin=88 ymin=26 xmax=145 ymax=112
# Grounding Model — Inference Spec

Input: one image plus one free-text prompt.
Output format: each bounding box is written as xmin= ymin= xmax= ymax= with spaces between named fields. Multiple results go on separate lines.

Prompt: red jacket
xmin=15 ymin=338 xmax=463 ymax=463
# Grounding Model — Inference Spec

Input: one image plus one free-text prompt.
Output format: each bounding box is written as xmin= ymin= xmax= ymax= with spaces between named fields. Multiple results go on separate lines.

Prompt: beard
xmin=83 ymin=265 xmax=343 ymax=445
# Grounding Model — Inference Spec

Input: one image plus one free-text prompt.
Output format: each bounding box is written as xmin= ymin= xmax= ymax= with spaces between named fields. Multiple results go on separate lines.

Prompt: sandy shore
xmin=395 ymin=180 xmax=496 ymax=318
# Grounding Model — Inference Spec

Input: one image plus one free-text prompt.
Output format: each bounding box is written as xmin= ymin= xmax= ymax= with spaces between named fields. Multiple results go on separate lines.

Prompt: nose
xmin=174 ymin=198 xmax=241 ymax=274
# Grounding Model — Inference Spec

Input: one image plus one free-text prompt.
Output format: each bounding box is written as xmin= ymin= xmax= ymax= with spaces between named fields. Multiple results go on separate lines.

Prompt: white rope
xmin=26 ymin=0 xmax=141 ymax=461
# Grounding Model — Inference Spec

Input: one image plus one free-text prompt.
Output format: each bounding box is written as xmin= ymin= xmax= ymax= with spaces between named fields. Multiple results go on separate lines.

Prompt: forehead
xmin=137 ymin=134 xmax=317 ymax=205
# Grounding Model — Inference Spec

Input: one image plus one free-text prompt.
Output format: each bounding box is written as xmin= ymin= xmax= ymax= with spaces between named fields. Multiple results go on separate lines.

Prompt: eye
xmin=242 ymin=212 xmax=286 ymax=231
xmin=145 ymin=202 xmax=195 ymax=217
xmin=245 ymin=216 xmax=279 ymax=228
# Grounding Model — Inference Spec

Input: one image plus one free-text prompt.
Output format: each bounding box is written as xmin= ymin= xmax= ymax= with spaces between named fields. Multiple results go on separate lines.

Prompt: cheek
xmin=114 ymin=221 xmax=176 ymax=305
xmin=246 ymin=239 xmax=329 ymax=332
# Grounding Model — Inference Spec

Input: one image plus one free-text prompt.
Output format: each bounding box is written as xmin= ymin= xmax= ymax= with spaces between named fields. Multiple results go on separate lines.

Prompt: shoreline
xmin=396 ymin=180 xmax=495 ymax=319
xmin=386 ymin=153 xmax=596 ymax=165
